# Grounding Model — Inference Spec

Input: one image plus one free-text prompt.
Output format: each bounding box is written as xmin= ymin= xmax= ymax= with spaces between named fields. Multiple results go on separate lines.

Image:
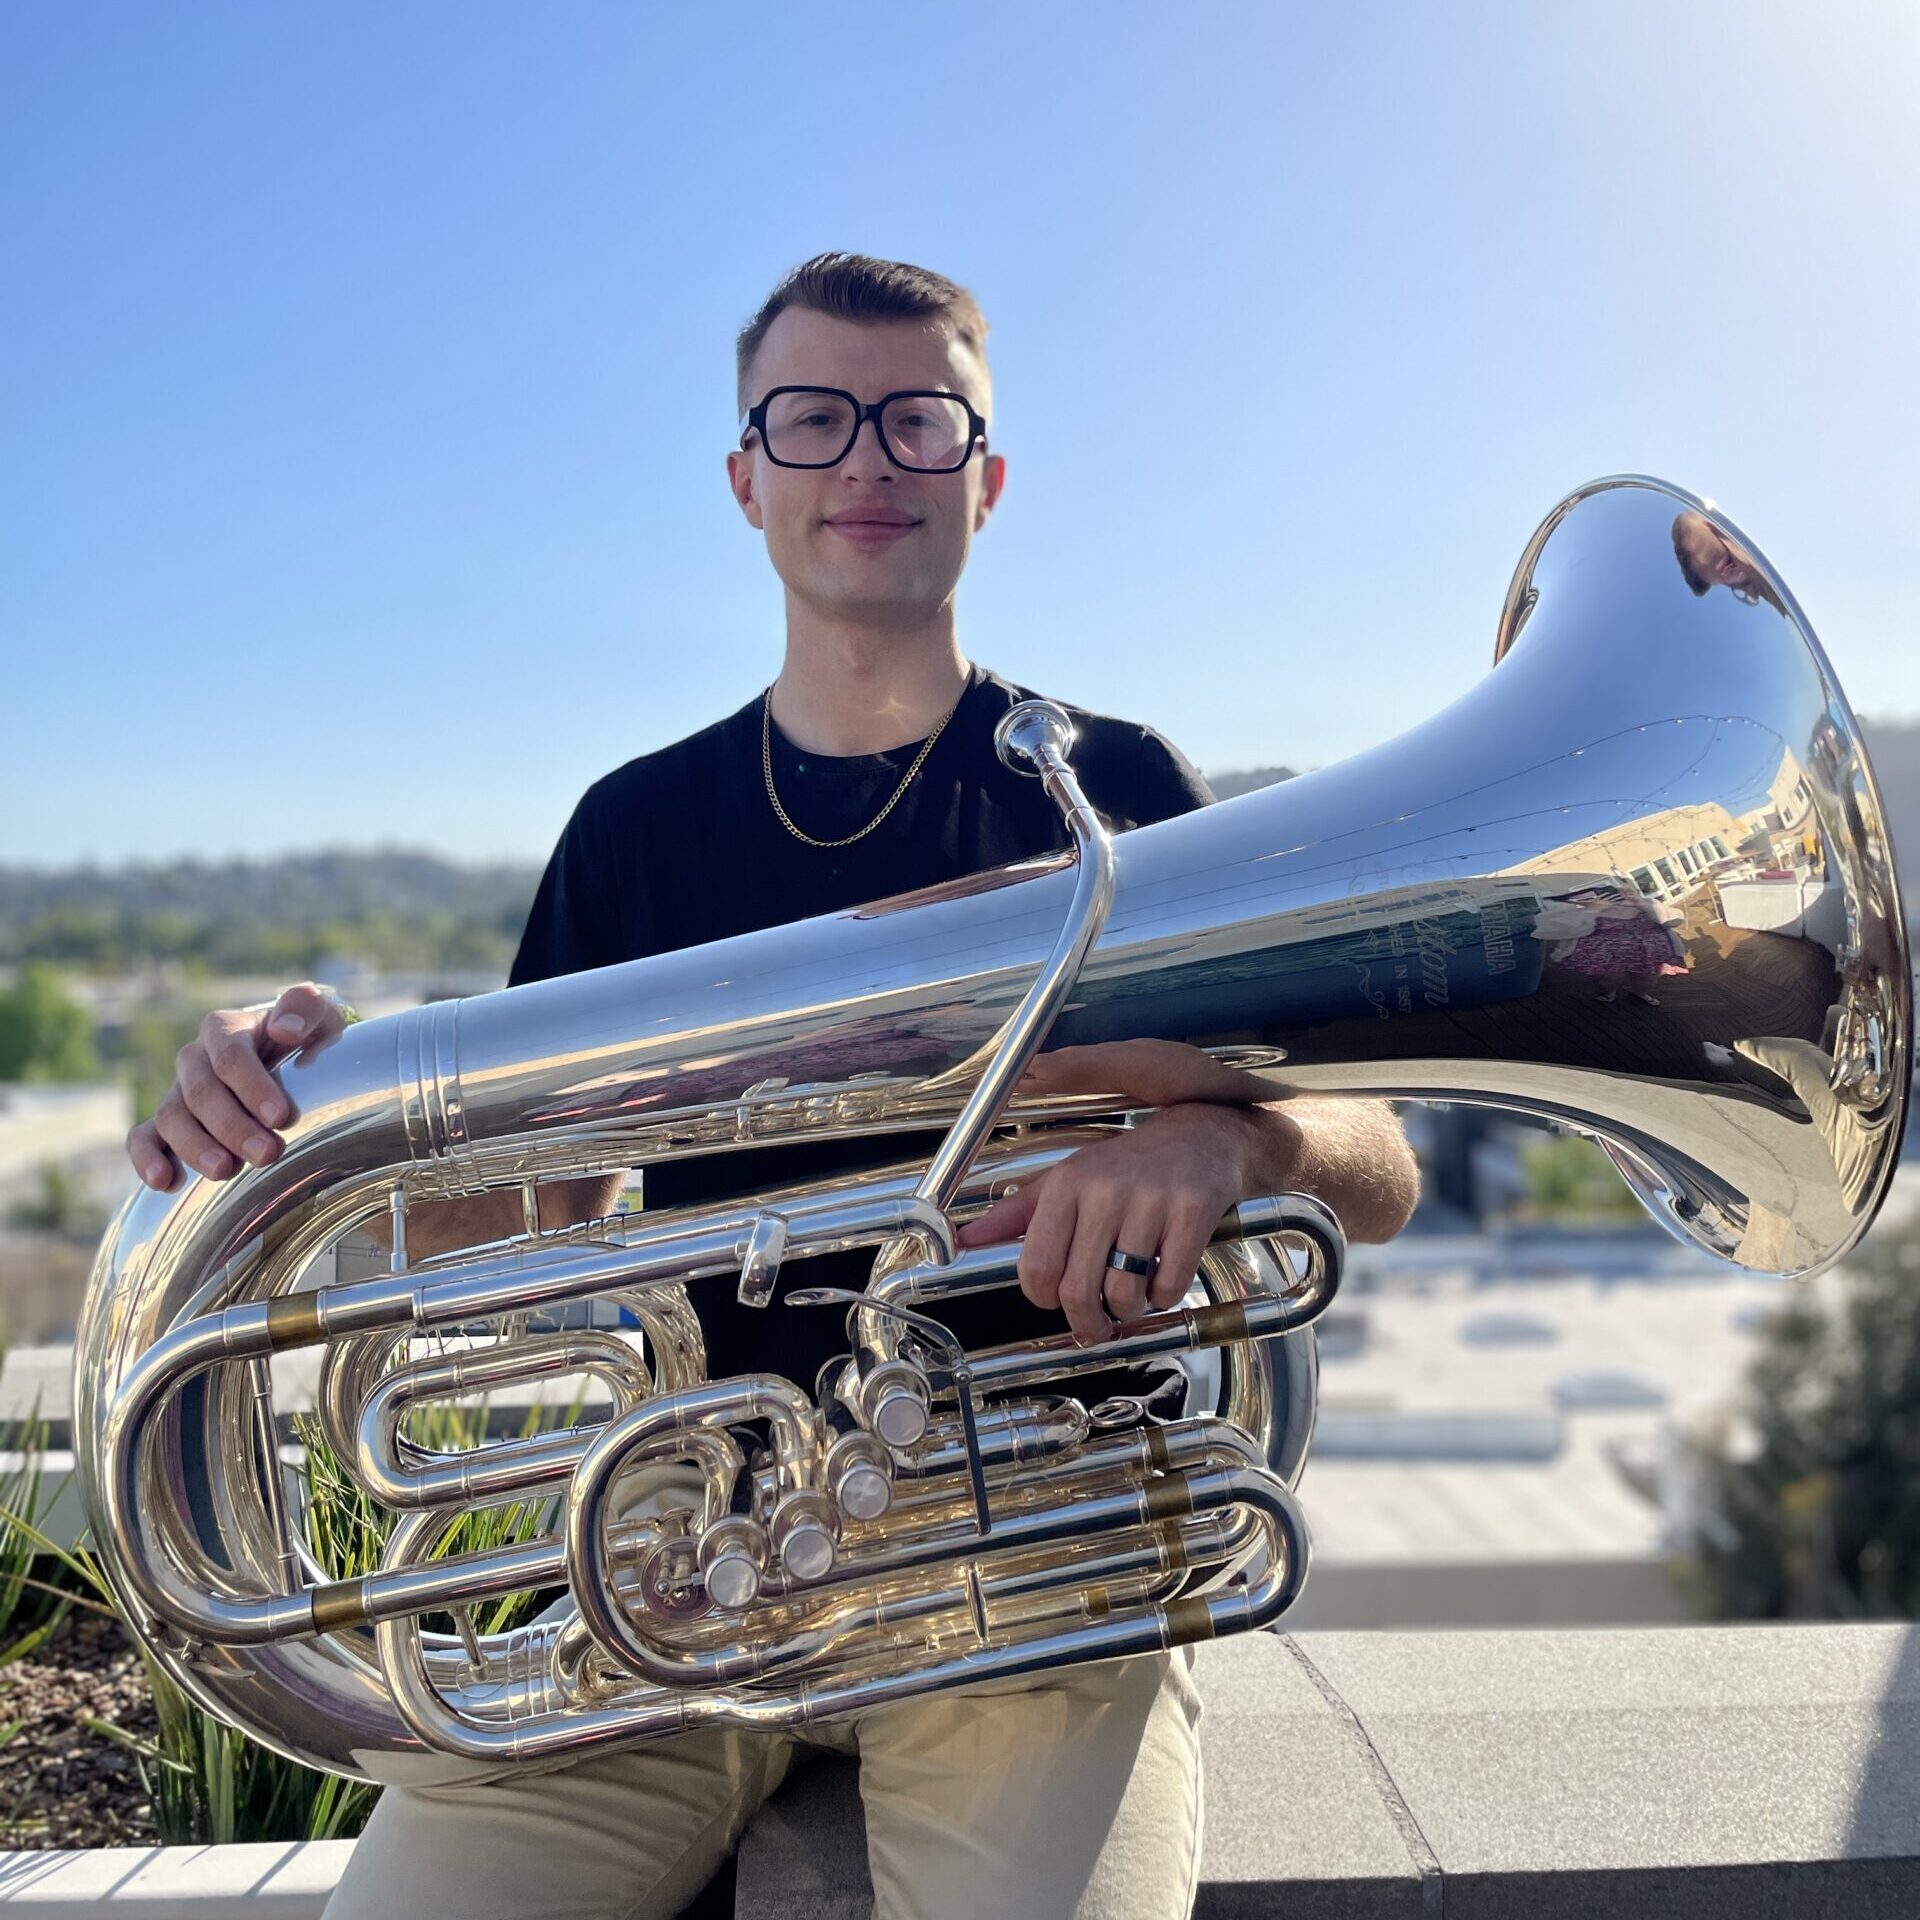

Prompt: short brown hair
xmin=1671 ymin=515 xmax=1713 ymax=596
xmin=735 ymin=252 xmax=991 ymax=417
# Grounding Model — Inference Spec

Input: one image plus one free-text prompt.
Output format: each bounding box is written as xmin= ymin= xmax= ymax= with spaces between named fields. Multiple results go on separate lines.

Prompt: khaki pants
xmin=322 ymin=1649 xmax=1203 ymax=1920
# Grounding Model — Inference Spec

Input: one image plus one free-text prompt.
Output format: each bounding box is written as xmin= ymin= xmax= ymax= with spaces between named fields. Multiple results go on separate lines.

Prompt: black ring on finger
xmin=1106 ymin=1246 xmax=1160 ymax=1279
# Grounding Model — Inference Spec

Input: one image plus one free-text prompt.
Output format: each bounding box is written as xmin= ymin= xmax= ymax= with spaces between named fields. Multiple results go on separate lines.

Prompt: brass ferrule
xmin=266 ymin=1293 xmax=325 ymax=1351
xmin=1188 ymin=1300 xmax=1251 ymax=1348
xmin=309 ymin=1579 xmax=369 ymax=1634
xmin=1163 ymin=1594 xmax=1217 ymax=1645
xmin=1144 ymin=1476 xmax=1195 ymax=1523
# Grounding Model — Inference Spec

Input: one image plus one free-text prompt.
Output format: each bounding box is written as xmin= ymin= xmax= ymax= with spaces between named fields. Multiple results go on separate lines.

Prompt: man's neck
xmin=769 ymin=607 xmax=972 ymax=757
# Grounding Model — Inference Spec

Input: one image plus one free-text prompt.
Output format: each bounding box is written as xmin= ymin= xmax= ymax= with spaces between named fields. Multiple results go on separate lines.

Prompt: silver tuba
xmin=75 ymin=477 xmax=1910 ymax=1785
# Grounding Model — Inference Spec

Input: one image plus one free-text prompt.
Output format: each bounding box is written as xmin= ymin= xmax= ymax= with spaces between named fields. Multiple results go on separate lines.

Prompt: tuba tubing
xmin=75 ymin=476 xmax=1911 ymax=1782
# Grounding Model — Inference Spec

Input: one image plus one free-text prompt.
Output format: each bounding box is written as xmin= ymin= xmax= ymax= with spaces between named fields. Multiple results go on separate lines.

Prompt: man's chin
xmin=801 ymin=573 xmax=956 ymax=620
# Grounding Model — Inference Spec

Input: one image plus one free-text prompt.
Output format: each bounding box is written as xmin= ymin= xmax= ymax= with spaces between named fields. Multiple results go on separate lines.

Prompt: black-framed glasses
xmin=738 ymin=386 xmax=988 ymax=473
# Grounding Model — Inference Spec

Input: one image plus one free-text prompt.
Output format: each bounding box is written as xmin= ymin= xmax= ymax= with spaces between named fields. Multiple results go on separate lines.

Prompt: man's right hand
xmin=127 ymin=982 xmax=347 ymax=1192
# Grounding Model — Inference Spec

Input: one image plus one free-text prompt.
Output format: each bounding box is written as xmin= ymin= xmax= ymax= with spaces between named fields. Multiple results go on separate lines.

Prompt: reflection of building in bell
xmin=1712 ymin=752 xmax=1846 ymax=948
xmin=1511 ymin=800 xmax=1743 ymax=905
xmin=1740 ymin=751 xmax=1817 ymax=875
xmin=1761 ymin=755 xmax=1815 ymax=835
xmin=1504 ymin=741 xmax=1837 ymax=950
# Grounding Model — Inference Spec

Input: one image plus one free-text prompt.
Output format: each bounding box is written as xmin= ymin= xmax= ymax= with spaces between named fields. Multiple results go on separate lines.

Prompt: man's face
xmin=1676 ymin=512 xmax=1760 ymax=594
xmin=726 ymin=308 xmax=1005 ymax=626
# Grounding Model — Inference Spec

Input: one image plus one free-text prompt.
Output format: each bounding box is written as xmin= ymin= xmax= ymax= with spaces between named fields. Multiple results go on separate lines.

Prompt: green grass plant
xmin=1 ymin=1357 xmax=584 ymax=1844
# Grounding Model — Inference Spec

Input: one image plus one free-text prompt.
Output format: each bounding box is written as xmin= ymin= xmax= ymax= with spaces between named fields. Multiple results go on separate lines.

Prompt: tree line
xmin=0 ymin=849 xmax=540 ymax=975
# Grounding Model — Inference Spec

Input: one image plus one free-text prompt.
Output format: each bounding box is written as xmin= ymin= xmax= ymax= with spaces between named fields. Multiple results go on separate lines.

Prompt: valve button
xmin=705 ymin=1551 xmax=761 ymax=1612
xmin=780 ymin=1523 xmax=836 ymax=1583
xmin=872 ymin=1384 xmax=929 ymax=1449
xmin=836 ymin=1461 xmax=893 ymax=1522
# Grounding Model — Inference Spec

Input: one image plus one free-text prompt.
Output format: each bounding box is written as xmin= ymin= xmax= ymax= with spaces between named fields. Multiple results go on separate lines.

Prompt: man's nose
xmin=838 ymin=409 xmax=895 ymax=480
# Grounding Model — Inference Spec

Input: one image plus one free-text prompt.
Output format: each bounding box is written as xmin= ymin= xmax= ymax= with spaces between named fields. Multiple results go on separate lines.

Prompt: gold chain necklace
xmin=761 ymin=683 xmax=966 ymax=849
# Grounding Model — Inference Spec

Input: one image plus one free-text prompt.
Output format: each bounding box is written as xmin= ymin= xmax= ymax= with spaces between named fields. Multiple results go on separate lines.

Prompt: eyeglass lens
xmin=763 ymin=390 xmax=974 ymax=470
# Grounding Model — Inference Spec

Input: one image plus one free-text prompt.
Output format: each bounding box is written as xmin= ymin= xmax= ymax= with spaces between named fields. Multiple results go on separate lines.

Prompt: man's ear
xmin=973 ymin=450 xmax=1006 ymax=533
xmin=726 ymin=447 xmax=765 ymax=531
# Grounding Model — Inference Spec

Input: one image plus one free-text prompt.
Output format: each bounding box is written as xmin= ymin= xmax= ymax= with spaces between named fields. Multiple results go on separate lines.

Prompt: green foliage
xmin=1517 ymin=1134 xmax=1644 ymax=1224
xmin=0 ymin=1362 xmax=575 ymax=1846
xmin=1680 ymin=1219 xmax=1920 ymax=1619
xmin=295 ymin=1394 xmax=566 ymax=1639
xmin=5 ymin=1162 xmax=105 ymax=1238
xmin=6 ymin=907 xmax=518 ymax=977
xmin=0 ymin=964 xmax=99 ymax=1082
xmin=119 ymin=1007 xmax=202 ymax=1125
xmin=0 ymin=850 xmax=536 ymax=977
xmin=0 ymin=1402 xmax=82 ymax=1666
xmin=83 ymin=1666 xmax=377 ymax=1846
xmin=0 ymin=1481 xmax=348 ymax=1848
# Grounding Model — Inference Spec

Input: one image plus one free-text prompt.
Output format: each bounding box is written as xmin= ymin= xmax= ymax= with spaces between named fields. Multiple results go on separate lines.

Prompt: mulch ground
xmin=1 ymin=1608 xmax=159 ymax=1850
xmin=2 ymin=1612 xmax=730 ymax=1914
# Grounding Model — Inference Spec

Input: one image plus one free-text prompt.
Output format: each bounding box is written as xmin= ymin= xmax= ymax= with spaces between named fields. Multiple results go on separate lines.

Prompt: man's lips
xmin=826 ymin=516 xmax=920 ymax=544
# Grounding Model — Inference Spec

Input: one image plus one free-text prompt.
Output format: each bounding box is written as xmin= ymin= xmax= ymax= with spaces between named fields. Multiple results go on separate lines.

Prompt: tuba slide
xmin=75 ymin=477 xmax=1910 ymax=1784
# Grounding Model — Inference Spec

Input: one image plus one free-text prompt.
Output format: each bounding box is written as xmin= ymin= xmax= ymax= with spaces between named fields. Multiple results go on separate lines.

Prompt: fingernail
xmin=260 ymin=1096 xmax=289 ymax=1126
xmin=243 ymin=1133 xmax=274 ymax=1165
xmin=201 ymin=1150 xmax=230 ymax=1176
xmin=271 ymin=1014 xmax=307 ymax=1039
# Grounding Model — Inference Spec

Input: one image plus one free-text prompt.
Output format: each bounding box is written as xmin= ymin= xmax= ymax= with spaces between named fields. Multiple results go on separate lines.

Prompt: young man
xmin=128 ymin=253 xmax=1418 ymax=1920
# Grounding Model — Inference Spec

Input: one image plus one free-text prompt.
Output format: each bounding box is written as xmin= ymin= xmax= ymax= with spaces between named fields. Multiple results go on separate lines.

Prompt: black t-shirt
xmin=507 ymin=662 xmax=1212 ymax=1384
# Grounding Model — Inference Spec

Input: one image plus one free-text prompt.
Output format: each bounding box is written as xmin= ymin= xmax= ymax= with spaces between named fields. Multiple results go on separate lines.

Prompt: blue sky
xmin=4 ymin=1 xmax=1915 ymax=868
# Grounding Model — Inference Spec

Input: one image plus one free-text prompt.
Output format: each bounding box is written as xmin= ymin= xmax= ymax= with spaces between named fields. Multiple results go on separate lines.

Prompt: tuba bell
xmin=74 ymin=476 xmax=1910 ymax=1784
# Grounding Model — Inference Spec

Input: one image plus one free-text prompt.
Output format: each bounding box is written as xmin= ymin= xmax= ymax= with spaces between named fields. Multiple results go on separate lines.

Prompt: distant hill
xmin=1206 ymin=765 xmax=1295 ymax=801
xmin=0 ymin=848 xmax=541 ymax=974
xmin=0 ymin=847 xmax=539 ymax=924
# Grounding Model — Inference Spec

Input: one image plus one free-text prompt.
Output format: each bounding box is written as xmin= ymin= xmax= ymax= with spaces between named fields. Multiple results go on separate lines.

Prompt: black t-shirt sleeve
xmin=508 ymin=786 xmax=629 ymax=988
xmin=1130 ymin=726 xmax=1214 ymax=823
xmin=1073 ymin=718 xmax=1215 ymax=831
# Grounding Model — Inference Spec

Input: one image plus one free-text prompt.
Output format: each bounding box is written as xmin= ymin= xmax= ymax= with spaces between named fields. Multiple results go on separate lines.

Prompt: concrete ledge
xmin=0 ymin=1843 xmax=352 ymax=1917
xmin=737 ymin=1623 xmax=1920 ymax=1918
xmin=6 ymin=1626 xmax=1916 ymax=1917
xmin=1291 ymin=1622 xmax=1920 ymax=1917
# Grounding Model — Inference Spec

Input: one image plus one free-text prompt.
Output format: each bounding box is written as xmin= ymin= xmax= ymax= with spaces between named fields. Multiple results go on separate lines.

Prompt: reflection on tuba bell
xmin=74 ymin=476 xmax=1910 ymax=1784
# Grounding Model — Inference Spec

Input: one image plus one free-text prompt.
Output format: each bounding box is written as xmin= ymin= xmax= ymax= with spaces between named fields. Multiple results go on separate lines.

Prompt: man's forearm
xmin=364 ymin=1172 xmax=626 ymax=1262
xmin=358 ymin=1097 xmax=1413 ymax=1272
xmin=1226 ymin=1097 xmax=1419 ymax=1244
